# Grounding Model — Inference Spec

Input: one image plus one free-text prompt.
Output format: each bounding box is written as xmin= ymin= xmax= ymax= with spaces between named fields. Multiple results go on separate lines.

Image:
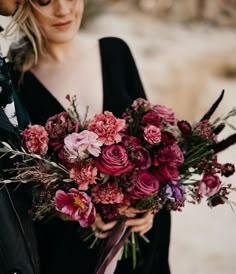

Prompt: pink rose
xmin=55 ymin=188 xmax=96 ymax=227
xmin=153 ymin=104 xmax=176 ymax=125
xmin=129 ymin=171 xmax=160 ymax=200
xmin=152 ymin=164 xmax=179 ymax=183
xmin=130 ymin=145 xmax=151 ymax=170
xmin=88 ymin=111 xmax=126 ymax=145
xmin=91 ymin=182 xmax=124 ymax=204
xmin=144 ymin=125 xmax=161 ymax=144
xmin=64 ymin=131 xmax=103 ymax=162
xmin=21 ymin=125 xmax=49 ymax=155
xmin=69 ymin=160 xmax=97 ymax=190
xmin=95 ymin=145 xmax=133 ymax=176
xmin=45 ymin=112 xmax=76 ymax=140
xmin=197 ymin=174 xmax=221 ymax=197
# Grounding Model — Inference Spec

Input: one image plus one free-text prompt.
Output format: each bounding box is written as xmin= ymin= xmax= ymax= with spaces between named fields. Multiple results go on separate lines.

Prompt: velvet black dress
xmin=13 ymin=37 xmax=171 ymax=274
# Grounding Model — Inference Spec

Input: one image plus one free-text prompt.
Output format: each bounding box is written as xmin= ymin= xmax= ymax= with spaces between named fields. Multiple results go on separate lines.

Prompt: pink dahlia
xmin=55 ymin=188 xmax=96 ymax=227
xmin=87 ymin=111 xmax=126 ymax=145
xmin=91 ymin=182 xmax=124 ymax=204
xmin=21 ymin=125 xmax=49 ymax=155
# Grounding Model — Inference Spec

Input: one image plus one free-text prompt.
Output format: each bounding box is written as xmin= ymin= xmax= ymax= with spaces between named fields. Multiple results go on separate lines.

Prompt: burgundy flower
xmin=45 ymin=112 xmax=76 ymax=140
xmin=221 ymin=163 xmax=235 ymax=177
xmin=161 ymin=131 xmax=176 ymax=145
xmin=208 ymin=196 xmax=226 ymax=207
xmin=197 ymin=174 xmax=221 ymax=197
xmin=122 ymin=135 xmax=141 ymax=149
xmin=158 ymin=144 xmax=184 ymax=166
xmin=129 ymin=170 xmax=160 ymax=200
xmin=152 ymin=164 xmax=179 ymax=183
xmin=130 ymin=145 xmax=151 ymax=170
xmin=177 ymin=120 xmax=193 ymax=138
xmin=91 ymin=182 xmax=124 ymax=204
xmin=141 ymin=111 xmax=161 ymax=127
xmin=95 ymin=145 xmax=133 ymax=176
xmin=21 ymin=125 xmax=49 ymax=155
xmin=55 ymin=188 xmax=96 ymax=227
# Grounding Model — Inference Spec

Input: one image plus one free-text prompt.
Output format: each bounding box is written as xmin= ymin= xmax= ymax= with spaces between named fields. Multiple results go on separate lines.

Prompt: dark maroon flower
xmin=158 ymin=144 xmax=184 ymax=166
xmin=208 ymin=196 xmax=226 ymax=207
xmin=45 ymin=112 xmax=76 ymax=141
xmin=141 ymin=111 xmax=161 ymax=127
xmin=130 ymin=145 xmax=151 ymax=170
xmin=152 ymin=164 xmax=179 ymax=183
xmin=221 ymin=163 xmax=235 ymax=177
xmin=129 ymin=170 xmax=160 ymax=200
xmin=161 ymin=131 xmax=176 ymax=145
xmin=177 ymin=120 xmax=193 ymax=138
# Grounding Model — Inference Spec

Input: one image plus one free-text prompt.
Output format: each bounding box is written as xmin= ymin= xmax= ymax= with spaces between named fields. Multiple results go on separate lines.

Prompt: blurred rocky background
xmin=1 ymin=1 xmax=236 ymax=273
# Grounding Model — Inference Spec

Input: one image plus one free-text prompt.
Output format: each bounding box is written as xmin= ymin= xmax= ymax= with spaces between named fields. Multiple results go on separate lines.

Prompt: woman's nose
xmin=54 ymin=0 xmax=71 ymax=16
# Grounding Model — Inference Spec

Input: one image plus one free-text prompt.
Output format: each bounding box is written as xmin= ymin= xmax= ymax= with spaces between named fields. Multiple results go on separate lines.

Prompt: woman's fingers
xmin=91 ymin=214 xmax=117 ymax=239
xmin=125 ymin=210 xmax=154 ymax=235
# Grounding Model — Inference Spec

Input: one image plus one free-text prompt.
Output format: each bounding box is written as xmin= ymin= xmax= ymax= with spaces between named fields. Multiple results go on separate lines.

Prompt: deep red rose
xmin=152 ymin=164 xmax=179 ymax=183
xmin=209 ymin=196 xmax=226 ymax=207
xmin=95 ymin=145 xmax=133 ymax=176
xmin=129 ymin=170 xmax=160 ymax=200
xmin=158 ymin=144 xmax=184 ymax=166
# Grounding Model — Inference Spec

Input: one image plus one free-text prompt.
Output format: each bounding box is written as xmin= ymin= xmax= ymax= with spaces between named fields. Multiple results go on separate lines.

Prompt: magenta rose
xmin=152 ymin=104 xmax=176 ymax=125
xmin=129 ymin=170 xmax=160 ymax=200
xmin=130 ymin=145 xmax=151 ymax=170
xmin=95 ymin=145 xmax=133 ymax=176
xmin=197 ymin=174 xmax=221 ymax=197
xmin=152 ymin=164 xmax=179 ymax=183
xmin=21 ymin=125 xmax=49 ymax=155
xmin=45 ymin=112 xmax=76 ymax=140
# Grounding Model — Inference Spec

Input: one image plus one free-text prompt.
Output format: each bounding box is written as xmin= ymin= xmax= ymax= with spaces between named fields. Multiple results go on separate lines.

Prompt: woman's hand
xmin=91 ymin=213 xmax=117 ymax=239
xmin=120 ymin=207 xmax=155 ymax=236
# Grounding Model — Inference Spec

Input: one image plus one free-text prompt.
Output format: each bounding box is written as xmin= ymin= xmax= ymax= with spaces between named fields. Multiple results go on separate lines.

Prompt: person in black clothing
xmin=9 ymin=1 xmax=171 ymax=273
xmin=0 ymin=1 xmax=40 ymax=274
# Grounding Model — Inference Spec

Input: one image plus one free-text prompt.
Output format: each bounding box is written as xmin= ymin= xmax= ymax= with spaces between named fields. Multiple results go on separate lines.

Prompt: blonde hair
xmin=6 ymin=0 xmax=47 ymax=72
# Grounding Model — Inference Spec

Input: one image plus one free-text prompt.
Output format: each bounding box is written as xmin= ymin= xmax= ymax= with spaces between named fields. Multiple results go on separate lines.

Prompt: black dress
xmin=14 ymin=37 xmax=171 ymax=274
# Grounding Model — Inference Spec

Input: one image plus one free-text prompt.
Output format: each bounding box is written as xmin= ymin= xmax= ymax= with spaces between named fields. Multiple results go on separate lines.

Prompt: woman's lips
xmin=53 ymin=21 xmax=72 ymax=29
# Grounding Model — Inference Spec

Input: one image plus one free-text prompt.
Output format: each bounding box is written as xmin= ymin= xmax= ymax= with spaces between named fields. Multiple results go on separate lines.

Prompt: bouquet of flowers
xmin=1 ymin=90 xmax=236 ymax=273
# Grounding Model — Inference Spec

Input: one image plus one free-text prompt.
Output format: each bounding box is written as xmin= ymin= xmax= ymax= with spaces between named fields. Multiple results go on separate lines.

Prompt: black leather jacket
xmin=0 ymin=52 xmax=40 ymax=274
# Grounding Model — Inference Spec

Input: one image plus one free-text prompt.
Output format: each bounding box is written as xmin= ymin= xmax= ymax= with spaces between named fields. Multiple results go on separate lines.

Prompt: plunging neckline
xmin=26 ymin=39 xmax=105 ymax=113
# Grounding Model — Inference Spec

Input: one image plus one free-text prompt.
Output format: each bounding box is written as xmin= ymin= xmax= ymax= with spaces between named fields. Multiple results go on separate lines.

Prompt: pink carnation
xmin=21 ymin=125 xmax=49 ymax=155
xmin=70 ymin=160 xmax=97 ymax=190
xmin=91 ymin=182 xmax=124 ymax=204
xmin=144 ymin=125 xmax=161 ymax=144
xmin=87 ymin=111 xmax=126 ymax=145
xmin=64 ymin=130 xmax=103 ymax=162
xmin=55 ymin=188 xmax=96 ymax=227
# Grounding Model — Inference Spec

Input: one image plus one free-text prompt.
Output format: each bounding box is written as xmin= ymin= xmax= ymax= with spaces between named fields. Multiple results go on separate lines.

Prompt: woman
xmin=8 ymin=1 xmax=171 ymax=273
